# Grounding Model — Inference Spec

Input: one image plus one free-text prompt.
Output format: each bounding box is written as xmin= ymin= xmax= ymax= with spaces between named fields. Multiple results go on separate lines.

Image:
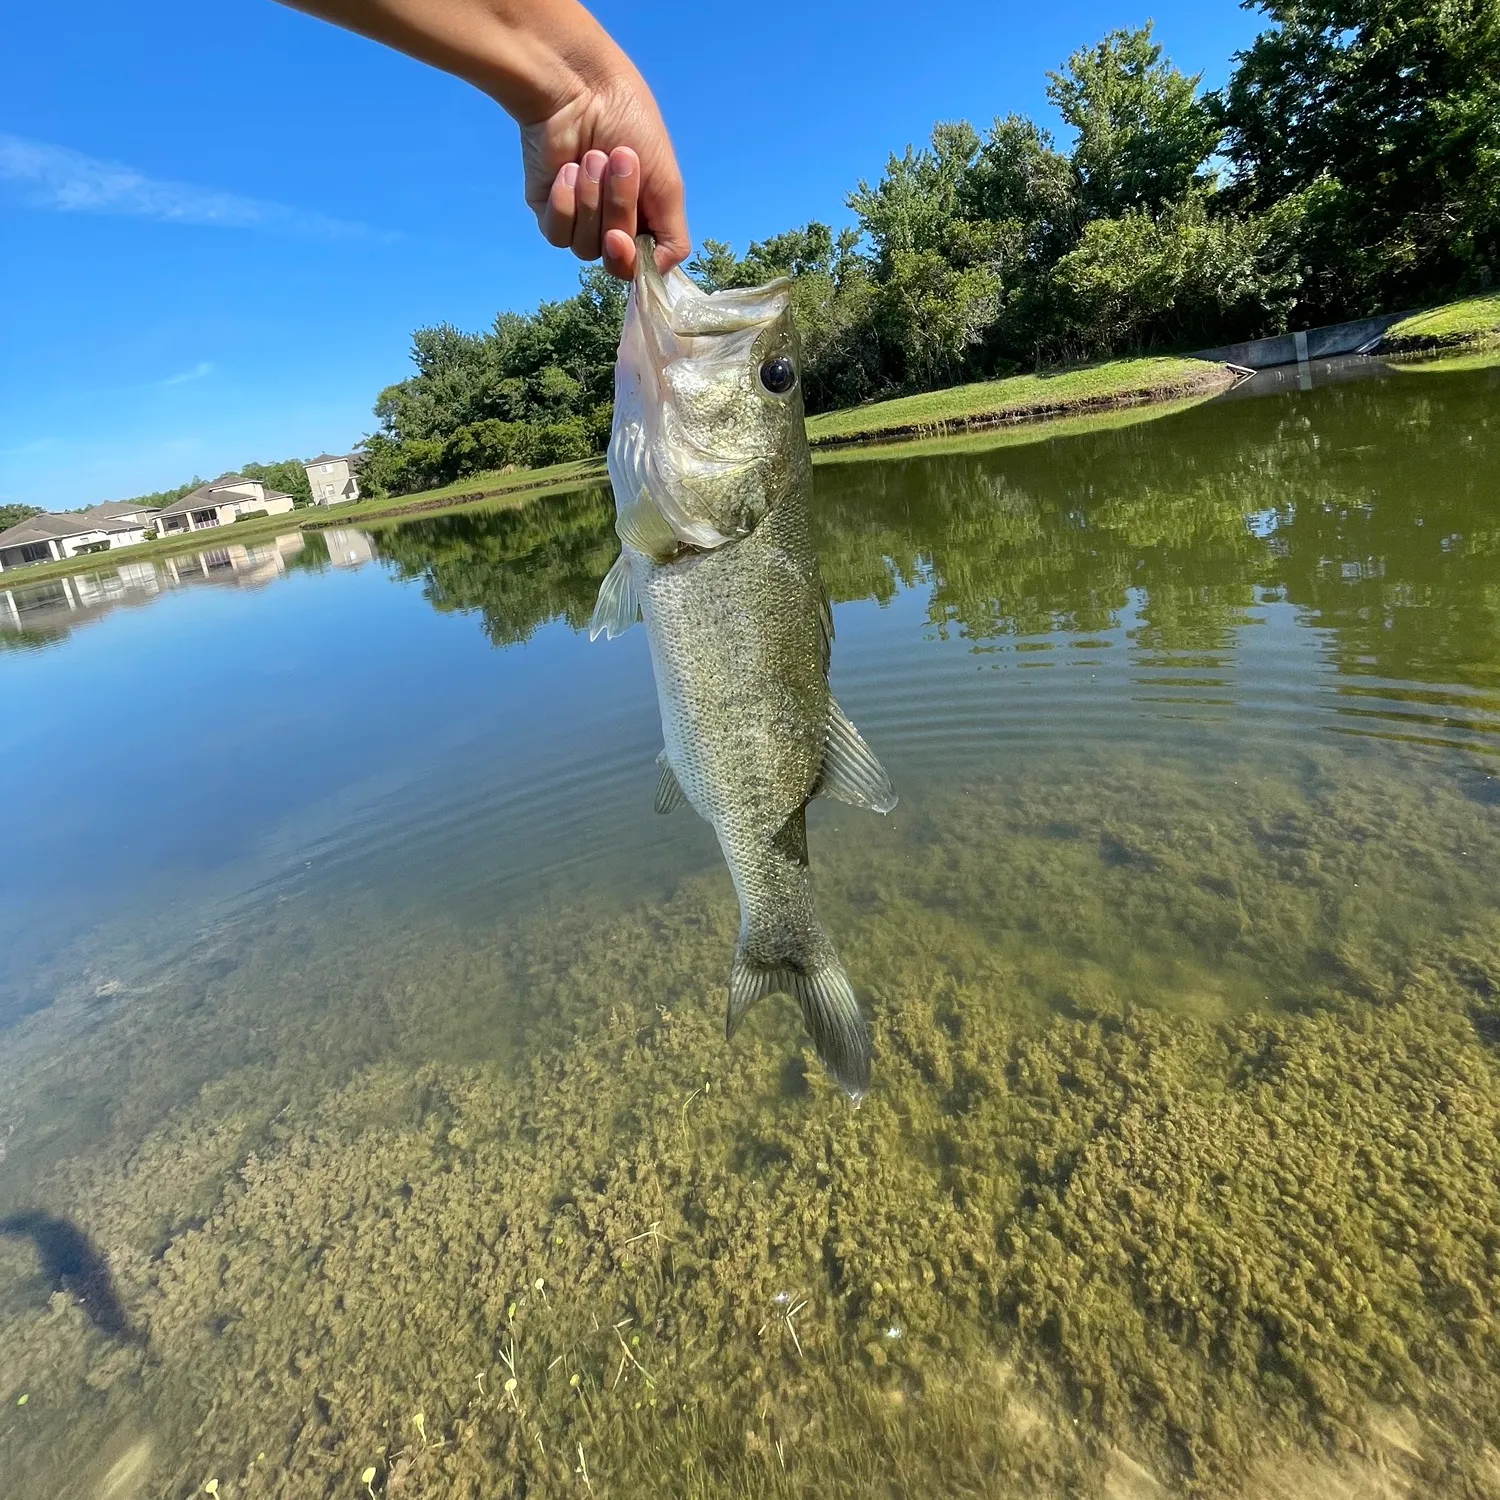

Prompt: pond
xmin=3 ymin=354 xmax=1500 ymax=1499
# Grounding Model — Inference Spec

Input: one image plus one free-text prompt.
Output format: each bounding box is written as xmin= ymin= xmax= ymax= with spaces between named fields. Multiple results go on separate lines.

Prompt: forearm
xmin=275 ymin=0 xmax=628 ymax=124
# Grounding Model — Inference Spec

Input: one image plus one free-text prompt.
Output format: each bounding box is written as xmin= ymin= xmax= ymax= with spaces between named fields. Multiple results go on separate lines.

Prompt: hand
xmin=521 ymin=69 xmax=690 ymax=280
xmin=274 ymin=0 xmax=689 ymax=279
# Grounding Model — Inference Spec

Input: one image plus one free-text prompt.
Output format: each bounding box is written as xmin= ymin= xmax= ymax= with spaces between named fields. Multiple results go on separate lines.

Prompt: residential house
xmin=153 ymin=475 xmax=296 ymax=536
xmin=0 ymin=503 xmax=160 ymax=572
xmin=304 ymin=454 xmax=360 ymax=507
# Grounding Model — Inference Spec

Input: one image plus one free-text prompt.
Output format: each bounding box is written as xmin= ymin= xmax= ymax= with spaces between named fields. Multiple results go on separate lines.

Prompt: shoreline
xmin=1375 ymin=292 xmax=1500 ymax=356
xmin=10 ymin=291 xmax=1500 ymax=594
xmin=0 ymin=359 xmax=1236 ymax=591
xmin=806 ymin=364 xmax=1239 ymax=451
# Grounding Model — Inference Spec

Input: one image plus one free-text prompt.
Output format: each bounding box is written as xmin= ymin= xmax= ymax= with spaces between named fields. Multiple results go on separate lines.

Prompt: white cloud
xmin=0 ymin=133 xmax=372 ymax=238
xmin=161 ymin=361 xmax=215 ymax=386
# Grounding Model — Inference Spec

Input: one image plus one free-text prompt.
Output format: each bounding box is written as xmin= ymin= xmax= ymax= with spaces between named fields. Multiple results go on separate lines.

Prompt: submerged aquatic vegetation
xmin=3 ymin=747 xmax=1500 ymax=1497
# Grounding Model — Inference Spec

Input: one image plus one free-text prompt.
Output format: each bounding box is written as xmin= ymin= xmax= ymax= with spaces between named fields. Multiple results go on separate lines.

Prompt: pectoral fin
xmin=616 ymin=489 xmax=680 ymax=562
xmin=815 ymin=699 xmax=898 ymax=813
xmin=653 ymin=752 xmax=687 ymax=814
xmin=589 ymin=552 xmax=640 ymax=641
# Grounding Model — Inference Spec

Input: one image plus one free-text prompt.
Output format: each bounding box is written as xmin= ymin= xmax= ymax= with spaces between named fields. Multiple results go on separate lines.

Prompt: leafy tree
xmin=1053 ymin=191 xmax=1308 ymax=357
xmin=848 ymin=122 xmax=982 ymax=271
xmin=0 ymin=504 xmax=42 ymax=533
xmin=685 ymin=239 xmax=743 ymax=292
xmin=963 ymin=115 xmax=1080 ymax=263
xmin=877 ymin=250 xmax=1003 ymax=388
xmin=1216 ymin=0 xmax=1500 ymax=311
xmin=344 ymin=13 xmax=1499 ymax=496
xmin=241 ymin=459 xmax=313 ymax=506
xmin=1048 ymin=24 xmax=1220 ymax=220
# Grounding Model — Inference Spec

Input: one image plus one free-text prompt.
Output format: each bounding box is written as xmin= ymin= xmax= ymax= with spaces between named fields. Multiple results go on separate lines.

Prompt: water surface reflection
xmin=2 ymin=358 xmax=1500 ymax=1499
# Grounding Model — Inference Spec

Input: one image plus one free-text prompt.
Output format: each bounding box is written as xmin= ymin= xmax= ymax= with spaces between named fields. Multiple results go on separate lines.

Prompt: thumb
xmin=642 ymin=184 xmax=691 ymax=272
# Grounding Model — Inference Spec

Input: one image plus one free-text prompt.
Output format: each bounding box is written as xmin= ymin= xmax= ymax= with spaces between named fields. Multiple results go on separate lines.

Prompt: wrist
xmin=467 ymin=0 xmax=629 ymax=125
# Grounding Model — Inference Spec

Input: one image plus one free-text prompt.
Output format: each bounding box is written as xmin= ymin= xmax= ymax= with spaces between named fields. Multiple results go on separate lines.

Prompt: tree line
xmin=70 ymin=0 xmax=1493 ymax=512
xmin=359 ymin=0 xmax=1499 ymax=498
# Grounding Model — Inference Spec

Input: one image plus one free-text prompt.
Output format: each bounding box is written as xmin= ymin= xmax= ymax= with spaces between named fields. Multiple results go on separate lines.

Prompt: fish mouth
xmin=633 ymin=232 xmax=791 ymax=339
xmin=609 ymin=235 xmax=793 ymax=551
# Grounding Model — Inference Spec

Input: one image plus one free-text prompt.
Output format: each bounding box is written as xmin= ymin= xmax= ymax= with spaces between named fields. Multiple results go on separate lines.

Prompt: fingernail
xmin=560 ymin=163 xmax=579 ymax=188
xmin=584 ymin=152 xmax=605 ymax=183
xmin=610 ymin=150 xmax=635 ymax=178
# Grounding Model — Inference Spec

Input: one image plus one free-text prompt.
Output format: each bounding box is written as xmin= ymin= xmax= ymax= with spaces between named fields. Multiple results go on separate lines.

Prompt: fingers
xmin=539 ymin=162 xmax=578 ymax=249
xmin=600 ymin=148 xmax=640 ymax=279
xmin=569 ymin=149 xmax=607 ymax=260
xmin=640 ymin=172 xmax=690 ymax=274
xmin=539 ymin=150 xmax=644 ymax=277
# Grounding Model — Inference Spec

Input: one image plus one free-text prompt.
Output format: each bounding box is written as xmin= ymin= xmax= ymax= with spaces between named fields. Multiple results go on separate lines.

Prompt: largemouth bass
xmin=590 ymin=235 xmax=896 ymax=1099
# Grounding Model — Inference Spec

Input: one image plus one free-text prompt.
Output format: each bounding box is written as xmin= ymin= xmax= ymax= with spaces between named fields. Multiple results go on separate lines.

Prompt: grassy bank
xmin=1380 ymin=292 xmax=1500 ymax=354
xmin=804 ymin=355 xmax=1236 ymax=446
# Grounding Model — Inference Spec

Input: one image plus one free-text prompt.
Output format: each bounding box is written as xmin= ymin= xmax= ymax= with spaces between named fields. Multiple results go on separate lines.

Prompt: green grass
xmin=804 ymin=355 xmax=1234 ymax=445
xmin=812 ymin=390 xmax=1226 ymax=467
xmin=1382 ymin=292 xmax=1500 ymax=351
xmin=325 ymin=455 xmax=605 ymax=520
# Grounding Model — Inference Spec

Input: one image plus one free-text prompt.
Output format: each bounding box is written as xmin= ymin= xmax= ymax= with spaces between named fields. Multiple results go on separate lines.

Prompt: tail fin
xmin=728 ymin=947 xmax=872 ymax=1101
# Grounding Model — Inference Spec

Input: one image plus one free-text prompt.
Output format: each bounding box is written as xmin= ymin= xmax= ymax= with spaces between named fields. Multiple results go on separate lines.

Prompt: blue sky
xmin=0 ymin=0 xmax=1263 ymax=509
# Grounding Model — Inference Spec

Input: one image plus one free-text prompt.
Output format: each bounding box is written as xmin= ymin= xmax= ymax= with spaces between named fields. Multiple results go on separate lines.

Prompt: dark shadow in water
xmin=0 ymin=1211 xmax=137 ymax=1342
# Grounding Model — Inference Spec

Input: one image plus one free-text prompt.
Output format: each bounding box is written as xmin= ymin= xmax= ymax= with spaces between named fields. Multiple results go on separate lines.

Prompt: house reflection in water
xmin=322 ymin=529 xmax=375 ymax=569
xmin=1 ymin=533 xmax=314 ymax=641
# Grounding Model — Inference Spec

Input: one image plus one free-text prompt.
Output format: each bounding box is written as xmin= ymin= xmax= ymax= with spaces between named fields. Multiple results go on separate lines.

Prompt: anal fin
xmin=816 ymin=699 xmax=898 ymax=813
xmin=589 ymin=552 xmax=640 ymax=641
xmin=654 ymin=751 xmax=687 ymax=814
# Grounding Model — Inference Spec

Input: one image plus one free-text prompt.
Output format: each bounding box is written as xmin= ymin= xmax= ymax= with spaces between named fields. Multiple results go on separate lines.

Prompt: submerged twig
xmin=613 ymin=1326 xmax=656 ymax=1386
xmin=784 ymin=1298 xmax=808 ymax=1358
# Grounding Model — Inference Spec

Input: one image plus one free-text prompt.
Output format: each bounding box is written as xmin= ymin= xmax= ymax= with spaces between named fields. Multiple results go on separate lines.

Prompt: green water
xmin=3 ymin=356 xmax=1500 ymax=1498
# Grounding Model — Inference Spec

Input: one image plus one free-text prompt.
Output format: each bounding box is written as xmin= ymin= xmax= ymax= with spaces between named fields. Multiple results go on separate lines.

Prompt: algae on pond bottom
xmin=4 ymin=747 xmax=1500 ymax=1498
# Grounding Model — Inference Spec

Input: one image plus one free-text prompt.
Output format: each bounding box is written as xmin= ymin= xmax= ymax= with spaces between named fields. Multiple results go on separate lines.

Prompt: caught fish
xmin=590 ymin=234 xmax=897 ymax=1098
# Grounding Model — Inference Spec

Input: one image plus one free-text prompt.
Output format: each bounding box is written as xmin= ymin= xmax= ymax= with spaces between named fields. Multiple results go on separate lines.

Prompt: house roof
xmin=305 ymin=453 xmax=350 ymax=467
xmin=155 ymin=484 xmax=223 ymax=516
xmin=261 ymin=490 xmax=295 ymax=502
xmin=156 ymin=479 xmax=282 ymax=517
xmin=0 ymin=512 xmax=108 ymax=548
xmin=84 ymin=500 xmax=160 ymax=523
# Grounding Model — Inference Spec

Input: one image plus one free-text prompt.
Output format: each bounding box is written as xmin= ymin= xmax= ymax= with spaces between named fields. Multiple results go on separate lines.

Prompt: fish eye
xmin=759 ymin=356 xmax=796 ymax=396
